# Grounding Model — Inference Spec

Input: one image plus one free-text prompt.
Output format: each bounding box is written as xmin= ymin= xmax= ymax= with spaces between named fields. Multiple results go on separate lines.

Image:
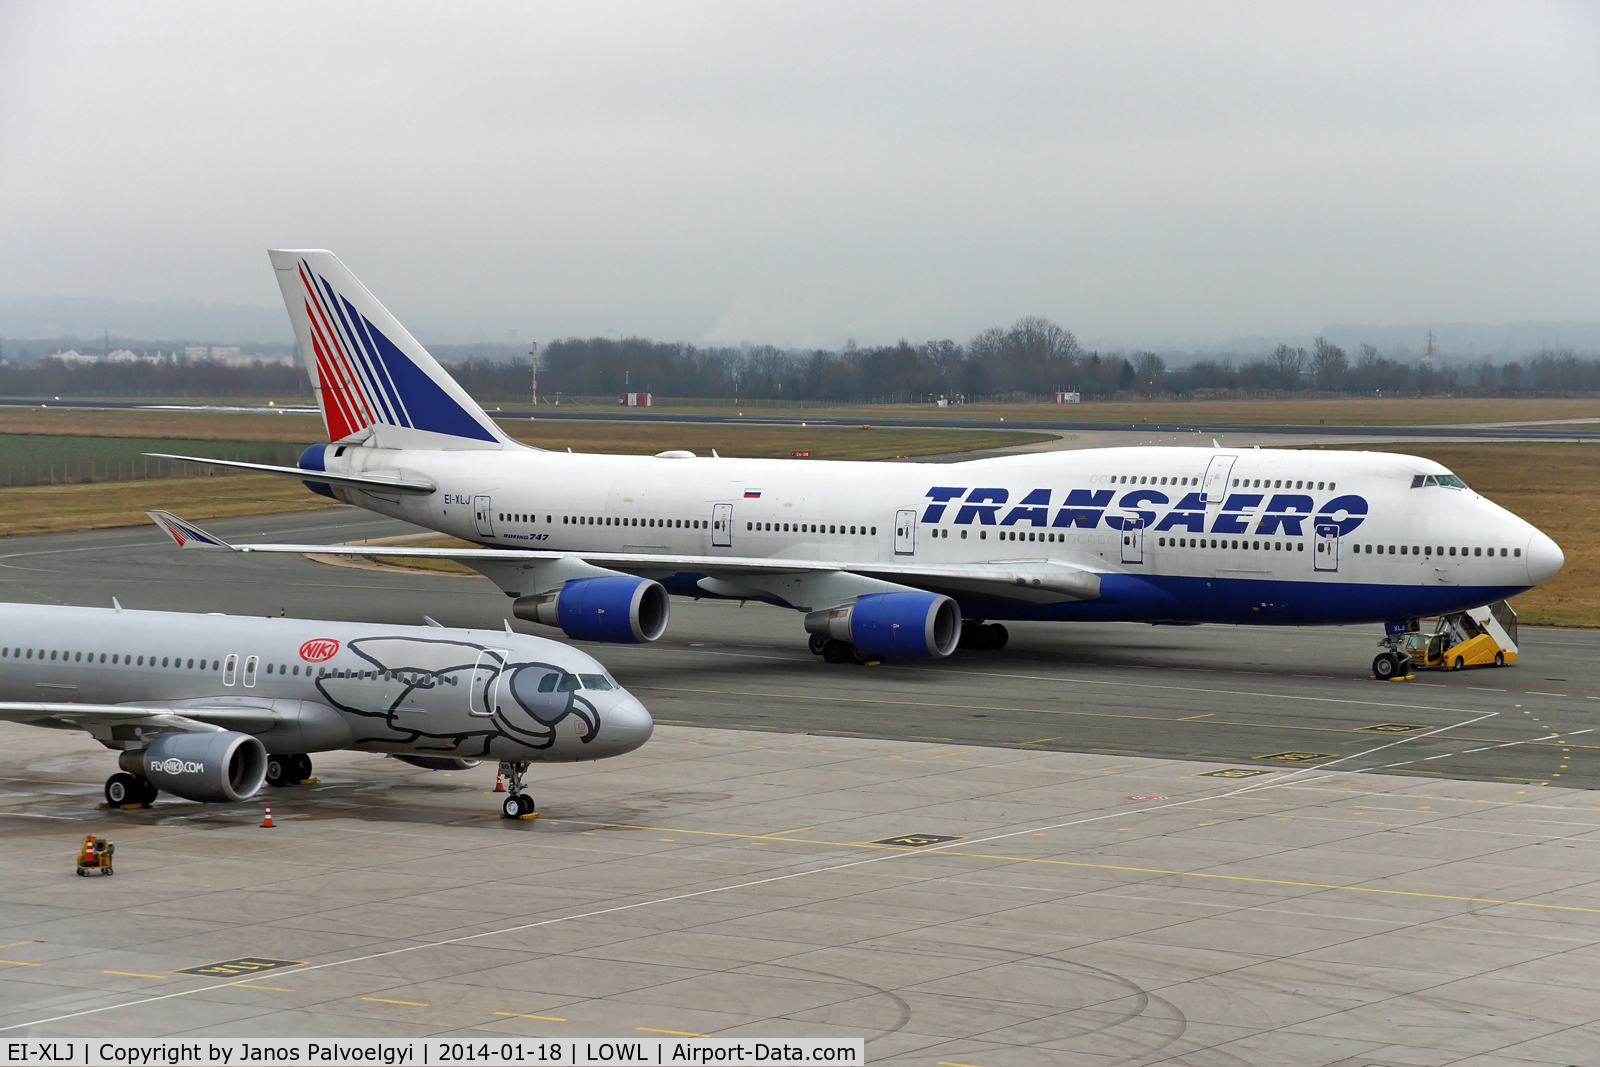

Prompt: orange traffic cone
xmin=80 ymin=834 xmax=96 ymax=864
xmin=493 ymin=771 xmax=506 ymax=793
xmin=261 ymin=803 xmax=275 ymax=829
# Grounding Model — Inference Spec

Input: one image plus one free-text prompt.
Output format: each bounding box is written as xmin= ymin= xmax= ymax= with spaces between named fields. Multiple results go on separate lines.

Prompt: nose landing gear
xmin=498 ymin=760 xmax=537 ymax=819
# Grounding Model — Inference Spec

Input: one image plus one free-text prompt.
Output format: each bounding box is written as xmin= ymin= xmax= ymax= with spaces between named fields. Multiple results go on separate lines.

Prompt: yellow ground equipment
xmin=75 ymin=834 xmax=114 ymax=877
xmin=1404 ymin=601 xmax=1519 ymax=673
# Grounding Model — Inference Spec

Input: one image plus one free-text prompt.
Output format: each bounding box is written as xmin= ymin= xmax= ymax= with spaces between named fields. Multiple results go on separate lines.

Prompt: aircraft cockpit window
xmin=1437 ymin=475 xmax=1467 ymax=488
xmin=1411 ymin=475 xmax=1426 ymax=488
xmin=580 ymin=674 xmax=613 ymax=690
xmin=537 ymin=672 xmax=558 ymax=692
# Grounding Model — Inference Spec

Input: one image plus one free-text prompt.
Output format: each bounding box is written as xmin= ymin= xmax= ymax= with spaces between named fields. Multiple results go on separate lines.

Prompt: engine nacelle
xmin=513 ymin=576 xmax=670 ymax=643
xmin=392 ymin=755 xmax=481 ymax=771
xmin=297 ymin=443 xmax=338 ymax=500
xmin=131 ymin=730 xmax=268 ymax=803
xmin=805 ymin=591 xmax=961 ymax=658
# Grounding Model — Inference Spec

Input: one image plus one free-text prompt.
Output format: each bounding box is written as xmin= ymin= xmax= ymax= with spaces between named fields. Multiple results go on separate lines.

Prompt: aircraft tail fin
xmin=268 ymin=249 xmax=514 ymax=449
xmin=146 ymin=511 xmax=234 ymax=550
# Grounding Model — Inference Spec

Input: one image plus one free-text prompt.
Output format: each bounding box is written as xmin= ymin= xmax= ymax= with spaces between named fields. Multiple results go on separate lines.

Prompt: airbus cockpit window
xmin=579 ymin=674 xmax=614 ymax=690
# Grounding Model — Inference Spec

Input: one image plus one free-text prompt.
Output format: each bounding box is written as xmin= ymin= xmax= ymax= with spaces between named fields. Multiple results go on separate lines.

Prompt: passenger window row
xmin=1231 ymin=478 xmax=1334 ymax=490
xmin=2 ymin=648 xmax=220 ymax=668
xmin=1094 ymin=474 xmax=1337 ymax=490
xmin=1354 ymin=545 xmax=1519 ymax=558
xmin=1157 ymin=537 xmax=1305 ymax=552
xmin=748 ymin=522 xmax=878 ymax=535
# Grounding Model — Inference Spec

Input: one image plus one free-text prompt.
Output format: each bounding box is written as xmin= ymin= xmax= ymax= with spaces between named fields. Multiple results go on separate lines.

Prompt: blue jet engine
xmin=805 ymin=591 xmax=961 ymax=658
xmin=513 ymin=576 xmax=671 ymax=643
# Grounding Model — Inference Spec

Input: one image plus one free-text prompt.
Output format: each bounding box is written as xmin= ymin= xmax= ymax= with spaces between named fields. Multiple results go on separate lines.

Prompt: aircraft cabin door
xmin=1314 ymin=522 xmax=1339 ymax=572
xmin=468 ymin=648 xmax=509 ymax=717
xmin=894 ymin=509 xmax=917 ymax=555
xmin=1201 ymin=455 xmax=1236 ymax=506
xmin=1121 ymin=523 xmax=1144 ymax=564
xmin=473 ymin=496 xmax=495 ymax=537
xmin=712 ymin=503 xmax=733 ymax=547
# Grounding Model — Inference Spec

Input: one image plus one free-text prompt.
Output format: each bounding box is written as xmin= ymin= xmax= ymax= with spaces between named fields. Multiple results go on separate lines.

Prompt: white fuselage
xmin=0 ymin=604 xmax=653 ymax=761
xmin=311 ymin=442 xmax=1562 ymax=627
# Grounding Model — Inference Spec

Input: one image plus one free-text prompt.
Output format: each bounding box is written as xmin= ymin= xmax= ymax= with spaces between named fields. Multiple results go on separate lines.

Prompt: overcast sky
xmin=3 ymin=2 xmax=1598 ymax=348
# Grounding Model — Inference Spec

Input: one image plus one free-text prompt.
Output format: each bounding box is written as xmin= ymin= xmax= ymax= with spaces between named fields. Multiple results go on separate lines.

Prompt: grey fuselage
xmin=0 ymin=604 xmax=653 ymax=762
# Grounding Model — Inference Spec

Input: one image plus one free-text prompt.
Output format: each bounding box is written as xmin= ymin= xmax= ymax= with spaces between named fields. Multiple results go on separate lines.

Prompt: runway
xmin=4 ymin=396 xmax=1598 ymax=441
xmin=2 ymin=509 xmax=1596 ymax=791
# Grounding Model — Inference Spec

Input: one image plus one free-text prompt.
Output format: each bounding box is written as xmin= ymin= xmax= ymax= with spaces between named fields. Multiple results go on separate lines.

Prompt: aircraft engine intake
xmin=134 ymin=730 xmax=268 ymax=802
xmin=513 ymin=576 xmax=670 ymax=643
xmin=805 ymin=591 xmax=961 ymax=658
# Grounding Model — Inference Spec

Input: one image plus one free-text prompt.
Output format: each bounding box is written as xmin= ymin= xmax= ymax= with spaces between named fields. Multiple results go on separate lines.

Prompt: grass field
xmin=0 ymin=474 xmax=340 ymax=538
xmin=0 ymin=417 xmax=1049 ymax=535
xmin=1340 ymin=442 xmax=1595 ymax=627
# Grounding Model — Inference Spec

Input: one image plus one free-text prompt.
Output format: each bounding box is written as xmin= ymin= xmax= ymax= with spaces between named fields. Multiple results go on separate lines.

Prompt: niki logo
xmin=158 ymin=757 xmax=203 ymax=774
xmin=299 ymin=638 xmax=340 ymax=662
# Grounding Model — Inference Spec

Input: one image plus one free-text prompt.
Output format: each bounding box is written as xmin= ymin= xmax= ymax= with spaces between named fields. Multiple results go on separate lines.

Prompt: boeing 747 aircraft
xmin=0 ymin=602 xmax=652 ymax=817
xmin=149 ymin=250 xmax=1564 ymax=677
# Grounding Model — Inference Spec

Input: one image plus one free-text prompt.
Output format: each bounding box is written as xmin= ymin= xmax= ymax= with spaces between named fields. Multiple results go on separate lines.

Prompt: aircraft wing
xmin=143 ymin=453 xmax=436 ymax=494
xmin=148 ymin=512 xmax=1102 ymax=604
xmin=0 ymin=702 xmax=280 ymax=734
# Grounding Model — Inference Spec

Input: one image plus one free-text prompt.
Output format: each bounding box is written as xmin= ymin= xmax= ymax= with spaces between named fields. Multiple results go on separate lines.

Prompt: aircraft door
xmin=243 ymin=655 xmax=259 ymax=687
xmin=468 ymin=648 xmax=509 ymax=717
xmin=1121 ymin=523 xmax=1144 ymax=563
xmin=1314 ymin=523 xmax=1339 ymax=571
xmin=1201 ymin=455 xmax=1237 ymax=506
xmin=894 ymin=509 xmax=917 ymax=555
xmin=712 ymin=503 xmax=733 ymax=547
xmin=473 ymin=496 xmax=495 ymax=537
xmin=223 ymin=654 xmax=238 ymax=686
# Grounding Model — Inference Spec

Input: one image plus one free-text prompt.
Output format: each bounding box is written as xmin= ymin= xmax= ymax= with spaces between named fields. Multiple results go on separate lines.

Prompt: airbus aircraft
xmin=0 ymin=602 xmax=652 ymax=817
xmin=149 ymin=249 xmax=1564 ymax=678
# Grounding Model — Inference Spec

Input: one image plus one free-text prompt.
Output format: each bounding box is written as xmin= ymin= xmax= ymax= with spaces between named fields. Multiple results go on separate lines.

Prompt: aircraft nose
xmin=1526 ymin=529 xmax=1564 ymax=586
xmin=602 ymin=694 xmax=654 ymax=755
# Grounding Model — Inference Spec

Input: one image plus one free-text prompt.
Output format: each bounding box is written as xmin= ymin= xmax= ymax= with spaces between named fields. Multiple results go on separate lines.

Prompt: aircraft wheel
xmin=293 ymin=754 xmax=313 ymax=781
xmin=1454 ymin=656 xmax=1466 ymax=671
xmin=517 ymin=793 xmax=537 ymax=816
xmin=502 ymin=794 xmax=525 ymax=819
xmin=965 ymin=624 xmax=993 ymax=651
xmin=808 ymin=634 xmax=828 ymax=656
xmin=851 ymin=645 xmax=874 ymax=665
xmin=1372 ymin=653 xmax=1398 ymax=680
xmin=104 ymin=773 xmax=140 ymax=806
xmin=822 ymin=639 xmax=853 ymax=664
xmin=133 ymin=777 xmax=158 ymax=806
xmin=988 ymin=624 xmax=1009 ymax=650
xmin=264 ymin=757 xmax=295 ymax=788
xmin=1494 ymin=651 xmax=1505 ymax=667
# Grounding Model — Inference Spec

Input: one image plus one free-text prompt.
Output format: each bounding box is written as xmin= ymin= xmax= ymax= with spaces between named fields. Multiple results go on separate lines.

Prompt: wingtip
xmin=145 ymin=510 xmax=233 ymax=550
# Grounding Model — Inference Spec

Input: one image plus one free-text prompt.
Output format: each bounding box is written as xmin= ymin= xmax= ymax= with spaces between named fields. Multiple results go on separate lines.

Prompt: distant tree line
xmin=5 ymin=323 xmax=1600 ymax=402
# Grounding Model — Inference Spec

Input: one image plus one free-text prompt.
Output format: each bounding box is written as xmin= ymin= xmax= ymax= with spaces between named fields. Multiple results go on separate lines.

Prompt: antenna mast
xmin=529 ymin=341 xmax=538 ymax=406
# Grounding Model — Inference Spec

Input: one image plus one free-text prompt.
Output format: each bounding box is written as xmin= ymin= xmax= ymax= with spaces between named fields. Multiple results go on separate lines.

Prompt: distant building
xmin=185 ymin=346 xmax=209 ymax=361
xmin=210 ymin=346 xmax=240 ymax=360
xmin=53 ymin=349 xmax=98 ymax=364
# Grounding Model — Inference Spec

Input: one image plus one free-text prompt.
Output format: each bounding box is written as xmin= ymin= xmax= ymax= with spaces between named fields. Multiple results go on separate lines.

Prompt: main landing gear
xmin=962 ymin=620 xmax=1009 ymax=651
xmin=265 ymin=753 xmax=313 ymax=787
xmin=809 ymin=634 xmax=874 ymax=664
xmin=499 ymin=760 xmax=536 ymax=819
xmin=104 ymin=772 xmax=157 ymax=808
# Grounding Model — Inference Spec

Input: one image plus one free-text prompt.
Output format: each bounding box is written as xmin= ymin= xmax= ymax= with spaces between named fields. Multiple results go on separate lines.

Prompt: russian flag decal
xmin=744 ymin=489 xmax=761 ymax=498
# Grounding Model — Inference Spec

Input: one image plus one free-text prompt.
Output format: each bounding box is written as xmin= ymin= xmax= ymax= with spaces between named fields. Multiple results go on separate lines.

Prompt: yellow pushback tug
xmin=1395 ymin=601 xmax=1519 ymax=675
